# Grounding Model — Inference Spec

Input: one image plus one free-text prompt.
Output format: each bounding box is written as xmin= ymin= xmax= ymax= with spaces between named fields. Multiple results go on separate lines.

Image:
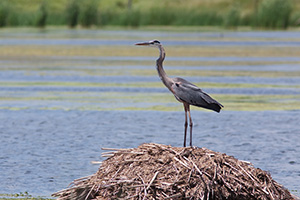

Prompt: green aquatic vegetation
xmin=1 ymin=42 xmax=300 ymax=58
xmin=1 ymin=89 xmax=299 ymax=111
xmin=0 ymin=192 xmax=52 ymax=200
xmin=131 ymin=69 xmax=300 ymax=78
xmin=219 ymin=94 xmax=300 ymax=111
xmin=0 ymin=28 xmax=299 ymax=112
xmin=5 ymin=64 xmax=290 ymax=78
xmin=0 ymin=81 xmax=299 ymax=89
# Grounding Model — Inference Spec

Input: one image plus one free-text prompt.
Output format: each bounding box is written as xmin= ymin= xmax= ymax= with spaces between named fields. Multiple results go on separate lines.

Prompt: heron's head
xmin=135 ymin=40 xmax=161 ymax=47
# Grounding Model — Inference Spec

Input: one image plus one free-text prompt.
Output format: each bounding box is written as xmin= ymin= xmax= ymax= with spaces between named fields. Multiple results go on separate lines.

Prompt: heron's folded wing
xmin=171 ymin=78 xmax=223 ymax=111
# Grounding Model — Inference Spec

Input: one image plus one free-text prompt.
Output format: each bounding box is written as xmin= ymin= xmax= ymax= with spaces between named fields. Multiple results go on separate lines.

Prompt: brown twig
xmin=137 ymin=174 xmax=147 ymax=199
xmin=146 ymin=171 xmax=159 ymax=191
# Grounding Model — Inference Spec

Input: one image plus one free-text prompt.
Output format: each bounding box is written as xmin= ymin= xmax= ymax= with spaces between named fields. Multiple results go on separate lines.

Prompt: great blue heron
xmin=135 ymin=40 xmax=223 ymax=147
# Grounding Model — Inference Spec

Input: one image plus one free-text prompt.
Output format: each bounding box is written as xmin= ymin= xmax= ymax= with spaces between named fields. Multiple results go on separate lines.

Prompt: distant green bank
xmin=0 ymin=0 xmax=299 ymax=29
xmin=0 ymin=192 xmax=52 ymax=200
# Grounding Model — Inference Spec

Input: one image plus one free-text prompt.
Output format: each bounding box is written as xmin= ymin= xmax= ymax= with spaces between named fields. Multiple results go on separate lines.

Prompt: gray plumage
xmin=135 ymin=40 xmax=223 ymax=147
xmin=171 ymin=77 xmax=223 ymax=112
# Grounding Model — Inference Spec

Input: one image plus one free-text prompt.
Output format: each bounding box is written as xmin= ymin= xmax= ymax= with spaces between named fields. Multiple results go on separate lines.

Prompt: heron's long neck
xmin=156 ymin=45 xmax=172 ymax=89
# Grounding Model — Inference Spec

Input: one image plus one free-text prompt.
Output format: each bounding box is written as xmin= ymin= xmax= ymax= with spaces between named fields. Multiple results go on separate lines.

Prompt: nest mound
xmin=53 ymin=143 xmax=296 ymax=200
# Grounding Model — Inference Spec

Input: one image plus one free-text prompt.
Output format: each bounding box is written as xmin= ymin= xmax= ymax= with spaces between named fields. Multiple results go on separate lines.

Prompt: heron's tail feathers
xmin=196 ymin=92 xmax=223 ymax=112
xmin=202 ymin=103 xmax=223 ymax=113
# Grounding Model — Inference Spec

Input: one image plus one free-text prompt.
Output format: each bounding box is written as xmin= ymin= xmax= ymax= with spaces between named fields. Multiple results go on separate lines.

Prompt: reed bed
xmin=0 ymin=0 xmax=298 ymax=29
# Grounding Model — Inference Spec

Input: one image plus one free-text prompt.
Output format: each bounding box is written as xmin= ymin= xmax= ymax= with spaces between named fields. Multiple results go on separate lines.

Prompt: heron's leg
xmin=187 ymin=108 xmax=193 ymax=147
xmin=183 ymin=104 xmax=188 ymax=147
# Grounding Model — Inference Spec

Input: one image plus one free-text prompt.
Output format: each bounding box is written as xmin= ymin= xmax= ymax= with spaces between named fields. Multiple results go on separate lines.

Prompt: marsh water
xmin=0 ymin=29 xmax=299 ymax=197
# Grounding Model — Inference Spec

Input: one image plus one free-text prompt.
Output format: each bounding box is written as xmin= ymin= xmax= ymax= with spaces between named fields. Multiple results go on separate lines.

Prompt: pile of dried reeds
xmin=53 ymin=143 xmax=296 ymax=200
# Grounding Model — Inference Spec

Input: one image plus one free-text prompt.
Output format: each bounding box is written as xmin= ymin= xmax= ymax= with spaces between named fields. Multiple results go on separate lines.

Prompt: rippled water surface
xmin=0 ymin=110 xmax=300 ymax=197
xmin=0 ymin=28 xmax=299 ymax=198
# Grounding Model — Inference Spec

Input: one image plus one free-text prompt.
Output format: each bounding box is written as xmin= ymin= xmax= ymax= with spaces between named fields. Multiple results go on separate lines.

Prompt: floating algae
xmin=52 ymin=143 xmax=297 ymax=200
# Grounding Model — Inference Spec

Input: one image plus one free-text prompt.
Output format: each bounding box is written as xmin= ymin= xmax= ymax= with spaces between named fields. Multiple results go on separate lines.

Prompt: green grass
xmin=0 ymin=0 xmax=298 ymax=29
xmin=1 ymin=90 xmax=299 ymax=111
xmin=0 ymin=81 xmax=299 ymax=89
xmin=2 ymin=43 xmax=300 ymax=58
xmin=0 ymin=192 xmax=52 ymax=200
xmin=256 ymin=0 xmax=292 ymax=29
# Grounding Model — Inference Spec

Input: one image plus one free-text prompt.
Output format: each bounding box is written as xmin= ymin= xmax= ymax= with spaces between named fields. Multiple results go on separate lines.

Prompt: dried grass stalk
xmin=53 ymin=143 xmax=297 ymax=200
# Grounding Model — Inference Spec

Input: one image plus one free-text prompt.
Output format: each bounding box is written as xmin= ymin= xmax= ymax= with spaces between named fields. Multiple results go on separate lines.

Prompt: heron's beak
xmin=135 ymin=42 xmax=150 ymax=46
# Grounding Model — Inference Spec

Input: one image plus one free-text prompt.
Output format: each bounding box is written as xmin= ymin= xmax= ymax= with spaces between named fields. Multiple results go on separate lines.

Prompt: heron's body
xmin=136 ymin=40 xmax=223 ymax=147
xmin=171 ymin=77 xmax=222 ymax=112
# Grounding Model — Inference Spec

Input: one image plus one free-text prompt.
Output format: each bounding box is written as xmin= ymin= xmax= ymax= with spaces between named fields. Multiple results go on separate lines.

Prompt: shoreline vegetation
xmin=0 ymin=0 xmax=299 ymax=29
xmin=0 ymin=192 xmax=52 ymax=200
